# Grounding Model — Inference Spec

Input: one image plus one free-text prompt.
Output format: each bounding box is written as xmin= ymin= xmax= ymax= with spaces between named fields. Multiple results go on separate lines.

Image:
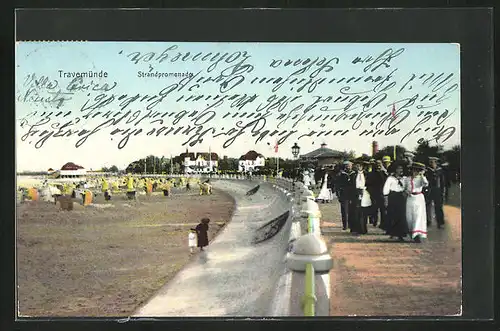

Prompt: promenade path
xmin=318 ymin=185 xmax=462 ymax=316
xmin=134 ymin=180 xmax=292 ymax=317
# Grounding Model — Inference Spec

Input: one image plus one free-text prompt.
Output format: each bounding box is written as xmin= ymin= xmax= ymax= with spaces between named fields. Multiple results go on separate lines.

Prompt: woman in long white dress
xmin=317 ymin=172 xmax=333 ymax=203
xmin=403 ymin=162 xmax=429 ymax=243
xmin=302 ymin=170 xmax=311 ymax=188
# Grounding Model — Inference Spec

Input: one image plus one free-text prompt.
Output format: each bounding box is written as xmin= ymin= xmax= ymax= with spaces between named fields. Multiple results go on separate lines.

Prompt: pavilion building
xmin=299 ymin=143 xmax=344 ymax=167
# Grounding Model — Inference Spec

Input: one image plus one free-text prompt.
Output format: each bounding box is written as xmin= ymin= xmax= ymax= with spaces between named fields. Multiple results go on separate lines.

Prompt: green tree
xmin=374 ymin=145 xmax=407 ymax=161
xmin=173 ymin=162 xmax=181 ymax=174
xmin=219 ymin=156 xmax=230 ymax=171
xmin=125 ymin=160 xmax=144 ymax=174
xmin=340 ymin=150 xmax=356 ymax=160
xmin=109 ymin=165 xmax=119 ymax=172
xmin=441 ymin=145 xmax=461 ymax=180
xmin=414 ymin=140 xmax=444 ymax=164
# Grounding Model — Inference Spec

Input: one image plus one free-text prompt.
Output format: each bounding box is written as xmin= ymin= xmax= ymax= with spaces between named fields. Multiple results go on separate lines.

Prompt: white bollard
xmin=301 ymin=198 xmax=321 ymax=219
xmin=301 ymin=189 xmax=315 ymax=202
xmin=289 ymin=221 xmax=302 ymax=245
xmin=286 ymin=233 xmax=333 ymax=272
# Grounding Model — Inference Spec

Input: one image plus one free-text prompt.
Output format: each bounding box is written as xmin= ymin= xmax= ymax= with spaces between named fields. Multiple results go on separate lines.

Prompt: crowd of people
xmin=315 ymin=153 xmax=451 ymax=243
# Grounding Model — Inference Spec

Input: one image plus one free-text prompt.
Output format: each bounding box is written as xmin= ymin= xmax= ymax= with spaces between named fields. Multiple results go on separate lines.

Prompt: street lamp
xmin=292 ymin=143 xmax=300 ymax=158
xmin=291 ymin=143 xmax=301 ymax=182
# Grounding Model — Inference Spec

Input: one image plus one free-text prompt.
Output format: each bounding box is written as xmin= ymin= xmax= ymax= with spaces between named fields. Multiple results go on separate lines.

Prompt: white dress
xmin=356 ymin=172 xmax=372 ymax=207
xmin=310 ymin=170 xmax=316 ymax=187
xmin=317 ymin=173 xmax=333 ymax=201
xmin=404 ymin=175 xmax=429 ymax=239
xmin=188 ymin=232 xmax=197 ymax=247
xmin=303 ymin=171 xmax=311 ymax=188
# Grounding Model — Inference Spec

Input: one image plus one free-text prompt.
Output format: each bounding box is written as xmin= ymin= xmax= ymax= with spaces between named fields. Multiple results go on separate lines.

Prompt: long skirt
xmin=386 ymin=191 xmax=409 ymax=237
xmin=349 ymin=200 xmax=368 ymax=234
xmin=406 ymin=193 xmax=427 ymax=239
xmin=317 ymin=185 xmax=333 ymax=202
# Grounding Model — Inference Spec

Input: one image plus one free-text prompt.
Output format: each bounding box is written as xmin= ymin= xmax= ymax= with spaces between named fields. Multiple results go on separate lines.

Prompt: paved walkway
xmin=133 ymin=180 xmax=292 ymax=317
xmin=318 ymin=194 xmax=462 ymax=316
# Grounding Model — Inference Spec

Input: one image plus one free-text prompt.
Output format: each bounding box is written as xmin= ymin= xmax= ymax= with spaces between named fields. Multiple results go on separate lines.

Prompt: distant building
xmin=55 ymin=162 xmax=87 ymax=179
xmin=238 ymin=150 xmax=265 ymax=173
xmin=180 ymin=149 xmax=219 ymax=174
xmin=300 ymin=143 xmax=343 ymax=167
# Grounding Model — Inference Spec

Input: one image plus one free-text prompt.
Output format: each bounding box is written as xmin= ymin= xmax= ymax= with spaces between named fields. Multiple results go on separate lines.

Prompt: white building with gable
xmin=238 ymin=150 xmax=265 ymax=173
xmin=180 ymin=149 xmax=219 ymax=174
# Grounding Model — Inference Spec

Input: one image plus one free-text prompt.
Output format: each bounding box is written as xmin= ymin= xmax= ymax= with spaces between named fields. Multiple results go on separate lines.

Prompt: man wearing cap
xmin=425 ymin=157 xmax=446 ymax=228
xmin=335 ymin=160 xmax=356 ymax=231
xmin=382 ymin=156 xmax=392 ymax=175
xmin=367 ymin=159 xmax=376 ymax=173
xmin=366 ymin=159 xmax=388 ymax=228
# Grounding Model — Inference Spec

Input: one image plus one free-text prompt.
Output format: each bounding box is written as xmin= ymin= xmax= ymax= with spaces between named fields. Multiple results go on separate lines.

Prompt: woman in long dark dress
xmin=195 ymin=218 xmax=210 ymax=251
xmin=383 ymin=162 xmax=409 ymax=241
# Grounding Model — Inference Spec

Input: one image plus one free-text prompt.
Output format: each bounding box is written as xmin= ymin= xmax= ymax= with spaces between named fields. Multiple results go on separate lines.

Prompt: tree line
xmin=119 ymin=142 xmax=460 ymax=180
xmin=373 ymin=141 xmax=460 ymax=181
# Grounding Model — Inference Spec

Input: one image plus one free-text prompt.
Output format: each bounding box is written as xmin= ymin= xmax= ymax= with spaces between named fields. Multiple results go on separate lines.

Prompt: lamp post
xmin=292 ymin=143 xmax=301 ymax=183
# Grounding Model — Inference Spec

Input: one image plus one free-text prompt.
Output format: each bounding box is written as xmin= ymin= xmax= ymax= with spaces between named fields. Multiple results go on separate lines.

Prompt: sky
xmin=15 ymin=42 xmax=460 ymax=171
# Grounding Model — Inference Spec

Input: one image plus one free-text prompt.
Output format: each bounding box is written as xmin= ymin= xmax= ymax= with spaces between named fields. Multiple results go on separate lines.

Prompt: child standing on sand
xmin=188 ymin=228 xmax=197 ymax=254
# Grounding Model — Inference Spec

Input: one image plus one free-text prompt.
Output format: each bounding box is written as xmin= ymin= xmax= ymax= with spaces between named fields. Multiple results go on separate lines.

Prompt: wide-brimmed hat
xmin=428 ymin=156 xmax=439 ymax=161
xmin=411 ymin=162 xmax=426 ymax=170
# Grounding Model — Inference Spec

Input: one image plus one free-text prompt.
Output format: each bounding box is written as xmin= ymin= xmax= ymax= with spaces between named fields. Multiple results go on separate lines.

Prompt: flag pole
xmin=276 ymin=155 xmax=279 ymax=177
xmin=392 ymin=103 xmax=397 ymax=161
xmin=275 ymin=141 xmax=279 ymax=177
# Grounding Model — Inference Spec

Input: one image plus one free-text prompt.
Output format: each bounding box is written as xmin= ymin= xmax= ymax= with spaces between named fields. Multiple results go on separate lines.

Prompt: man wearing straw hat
xmin=425 ymin=156 xmax=446 ymax=229
xmin=381 ymin=156 xmax=392 ymax=175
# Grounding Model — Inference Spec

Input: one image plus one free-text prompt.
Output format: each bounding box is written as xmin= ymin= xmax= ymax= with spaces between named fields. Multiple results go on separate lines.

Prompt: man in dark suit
xmin=336 ymin=161 xmax=356 ymax=231
xmin=425 ymin=156 xmax=446 ymax=228
xmin=441 ymin=161 xmax=452 ymax=203
xmin=366 ymin=159 xmax=388 ymax=229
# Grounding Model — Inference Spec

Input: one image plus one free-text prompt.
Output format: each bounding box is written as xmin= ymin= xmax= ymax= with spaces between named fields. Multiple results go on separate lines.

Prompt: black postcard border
xmin=3 ymin=5 xmax=497 ymax=331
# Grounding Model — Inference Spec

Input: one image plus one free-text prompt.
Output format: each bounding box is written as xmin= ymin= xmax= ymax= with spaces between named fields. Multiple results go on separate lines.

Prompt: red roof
xmin=47 ymin=168 xmax=54 ymax=172
xmin=61 ymin=162 xmax=84 ymax=170
xmin=239 ymin=150 xmax=264 ymax=161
